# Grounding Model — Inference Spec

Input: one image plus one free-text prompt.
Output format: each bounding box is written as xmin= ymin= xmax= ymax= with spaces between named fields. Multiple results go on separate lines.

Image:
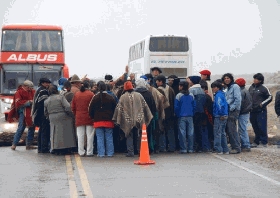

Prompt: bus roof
xmin=130 ymin=35 xmax=190 ymax=47
xmin=2 ymin=24 xmax=62 ymax=31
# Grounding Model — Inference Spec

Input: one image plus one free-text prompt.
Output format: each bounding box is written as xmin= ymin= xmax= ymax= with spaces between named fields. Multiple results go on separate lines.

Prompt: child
xmin=174 ymin=81 xmax=196 ymax=153
xmin=211 ymin=81 xmax=229 ymax=154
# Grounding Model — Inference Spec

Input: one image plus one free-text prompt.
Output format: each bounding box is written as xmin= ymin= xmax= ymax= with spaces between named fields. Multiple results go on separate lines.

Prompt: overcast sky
xmin=1 ymin=0 xmax=280 ymax=79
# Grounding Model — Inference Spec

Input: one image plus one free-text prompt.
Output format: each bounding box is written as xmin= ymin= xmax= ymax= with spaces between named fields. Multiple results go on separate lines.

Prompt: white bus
xmin=128 ymin=35 xmax=193 ymax=79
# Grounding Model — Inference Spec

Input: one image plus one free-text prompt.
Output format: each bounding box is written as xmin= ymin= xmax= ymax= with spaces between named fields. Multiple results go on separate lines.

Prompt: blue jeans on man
xmin=178 ymin=117 xmax=194 ymax=153
xmin=12 ymin=112 xmax=35 ymax=146
xmin=214 ymin=117 xmax=229 ymax=153
xmin=238 ymin=113 xmax=251 ymax=149
xmin=95 ymin=127 xmax=114 ymax=157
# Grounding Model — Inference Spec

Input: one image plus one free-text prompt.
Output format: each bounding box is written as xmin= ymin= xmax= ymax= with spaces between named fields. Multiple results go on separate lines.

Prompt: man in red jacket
xmin=9 ymin=80 xmax=36 ymax=150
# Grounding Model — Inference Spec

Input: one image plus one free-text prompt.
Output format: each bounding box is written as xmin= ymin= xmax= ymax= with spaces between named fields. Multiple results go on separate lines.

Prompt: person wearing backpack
xmin=235 ymin=78 xmax=252 ymax=152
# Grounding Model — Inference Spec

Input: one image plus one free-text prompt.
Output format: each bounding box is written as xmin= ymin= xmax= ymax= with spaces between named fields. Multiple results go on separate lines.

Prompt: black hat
xmin=105 ymin=74 xmax=113 ymax=81
xmin=39 ymin=78 xmax=51 ymax=84
xmin=151 ymin=67 xmax=162 ymax=73
xmin=155 ymin=74 xmax=166 ymax=83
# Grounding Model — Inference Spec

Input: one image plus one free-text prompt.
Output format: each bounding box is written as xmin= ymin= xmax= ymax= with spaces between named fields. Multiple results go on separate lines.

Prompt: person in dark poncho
xmin=31 ymin=78 xmax=51 ymax=153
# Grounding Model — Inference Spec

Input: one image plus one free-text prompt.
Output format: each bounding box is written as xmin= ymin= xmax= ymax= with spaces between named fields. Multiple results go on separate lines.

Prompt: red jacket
xmin=8 ymin=86 xmax=35 ymax=127
xmin=71 ymin=90 xmax=94 ymax=126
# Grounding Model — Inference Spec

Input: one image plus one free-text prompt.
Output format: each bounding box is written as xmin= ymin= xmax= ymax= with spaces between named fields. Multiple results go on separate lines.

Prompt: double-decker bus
xmin=128 ymin=35 xmax=193 ymax=79
xmin=0 ymin=24 xmax=69 ymax=120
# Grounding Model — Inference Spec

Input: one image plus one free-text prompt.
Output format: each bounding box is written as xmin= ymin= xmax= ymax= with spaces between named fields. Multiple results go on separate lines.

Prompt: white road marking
xmin=212 ymin=154 xmax=280 ymax=186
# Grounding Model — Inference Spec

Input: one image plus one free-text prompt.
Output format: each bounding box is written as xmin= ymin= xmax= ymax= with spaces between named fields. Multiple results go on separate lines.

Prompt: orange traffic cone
xmin=134 ymin=124 xmax=155 ymax=165
xmin=35 ymin=127 xmax=39 ymax=131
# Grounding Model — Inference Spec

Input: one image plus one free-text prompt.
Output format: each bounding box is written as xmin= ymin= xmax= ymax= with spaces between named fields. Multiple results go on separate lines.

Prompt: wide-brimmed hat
xmin=151 ymin=67 xmax=162 ymax=73
xmin=70 ymin=74 xmax=81 ymax=83
xmin=39 ymin=78 xmax=51 ymax=84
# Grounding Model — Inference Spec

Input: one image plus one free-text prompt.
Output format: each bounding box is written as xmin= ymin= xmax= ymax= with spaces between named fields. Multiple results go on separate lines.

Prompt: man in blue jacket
xmin=174 ymin=81 xmax=196 ymax=153
xmin=222 ymin=73 xmax=241 ymax=154
xmin=211 ymin=81 xmax=229 ymax=154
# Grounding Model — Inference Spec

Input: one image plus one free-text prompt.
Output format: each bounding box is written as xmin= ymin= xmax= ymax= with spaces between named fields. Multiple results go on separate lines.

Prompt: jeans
xmin=178 ymin=117 xmax=194 ymax=152
xmin=226 ymin=110 xmax=241 ymax=152
xmin=77 ymin=125 xmax=95 ymax=156
xmin=159 ymin=119 xmax=175 ymax=151
xmin=250 ymin=111 xmax=268 ymax=145
xmin=13 ymin=112 xmax=35 ymax=146
xmin=95 ymin=127 xmax=114 ymax=157
xmin=214 ymin=117 xmax=229 ymax=153
xmin=238 ymin=113 xmax=251 ymax=148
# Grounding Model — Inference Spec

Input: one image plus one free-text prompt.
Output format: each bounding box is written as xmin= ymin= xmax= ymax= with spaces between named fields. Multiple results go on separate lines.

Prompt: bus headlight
xmin=2 ymin=99 xmax=13 ymax=104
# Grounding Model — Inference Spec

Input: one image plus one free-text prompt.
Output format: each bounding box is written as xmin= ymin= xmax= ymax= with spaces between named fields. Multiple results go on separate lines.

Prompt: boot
xmin=26 ymin=145 xmax=37 ymax=150
xmin=11 ymin=145 xmax=16 ymax=150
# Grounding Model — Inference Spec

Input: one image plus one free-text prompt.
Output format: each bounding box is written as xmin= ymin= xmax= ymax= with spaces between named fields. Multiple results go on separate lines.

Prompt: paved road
xmin=0 ymin=146 xmax=280 ymax=198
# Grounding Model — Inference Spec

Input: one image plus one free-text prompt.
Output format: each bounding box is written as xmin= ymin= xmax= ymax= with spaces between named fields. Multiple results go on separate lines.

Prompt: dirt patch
xmin=231 ymin=86 xmax=280 ymax=171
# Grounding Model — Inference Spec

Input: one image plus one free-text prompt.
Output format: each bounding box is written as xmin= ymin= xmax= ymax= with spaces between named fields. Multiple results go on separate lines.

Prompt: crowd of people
xmin=7 ymin=65 xmax=280 ymax=158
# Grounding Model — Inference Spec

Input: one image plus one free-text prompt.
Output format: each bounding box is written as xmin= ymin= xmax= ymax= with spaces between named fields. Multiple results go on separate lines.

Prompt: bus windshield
xmin=1 ymin=64 xmax=61 ymax=94
xmin=1 ymin=30 xmax=63 ymax=52
xmin=149 ymin=37 xmax=189 ymax=52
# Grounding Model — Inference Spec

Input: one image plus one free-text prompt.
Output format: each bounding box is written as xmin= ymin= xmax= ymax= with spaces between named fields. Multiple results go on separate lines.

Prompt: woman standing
xmin=44 ymin=85 xmax=76 ymax=155
xmin=89 ymin=81 xmax=117 ymax=157
xmin=72 ymin=81 xmax=95 ymax=156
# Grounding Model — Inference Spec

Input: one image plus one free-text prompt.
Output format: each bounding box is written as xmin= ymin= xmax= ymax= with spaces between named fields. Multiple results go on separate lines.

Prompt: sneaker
xmin=11 ymin=145 xmax=16 ymax=150
xmin=229 ymin=149 xmax=240 ymax=154
xmin=250 ymin=143 xmax=259 ymax=148
xmin=188 ymin=150 xmax=194 ymax=153
xmin=242 ymin=148 xmax=251 ymax=152
xmin=223 ymin=152 xmax=229 ymax=155
xmin=216 ymin=152 xmax=223 ymax=155
xmin=259 ymin=143 xmax=267 ymax=148
xmin=26 ymin=145 xmax=37 ymax=150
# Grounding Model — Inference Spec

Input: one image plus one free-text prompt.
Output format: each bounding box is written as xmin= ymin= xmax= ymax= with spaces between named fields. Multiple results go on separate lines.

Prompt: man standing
xmin=156 ymin=75 xmax=176 ymax=152
xmin=187 ymin=76 xmax=208 ymax=152
xmin=235 ymin=78 xmax=252 ymax=152
xmin=222 ymin=73 xmax=241 ymax=154
xmin=199 ymin=69 xmax=213 ymax=100
xmin=113 ymin=81 xmax=153 ymax=157
xmin=32 ymin=78 xmax=51 ymax=153
xmin=70 ymin=74 xmax=82 ymax=94
xmin=9 ymin=80 xmax=36 ymax=150
xmin=151 ymin=67 xmax=162 ymax=88
xmin=249 ymin=73 xmax=272 ymax=148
